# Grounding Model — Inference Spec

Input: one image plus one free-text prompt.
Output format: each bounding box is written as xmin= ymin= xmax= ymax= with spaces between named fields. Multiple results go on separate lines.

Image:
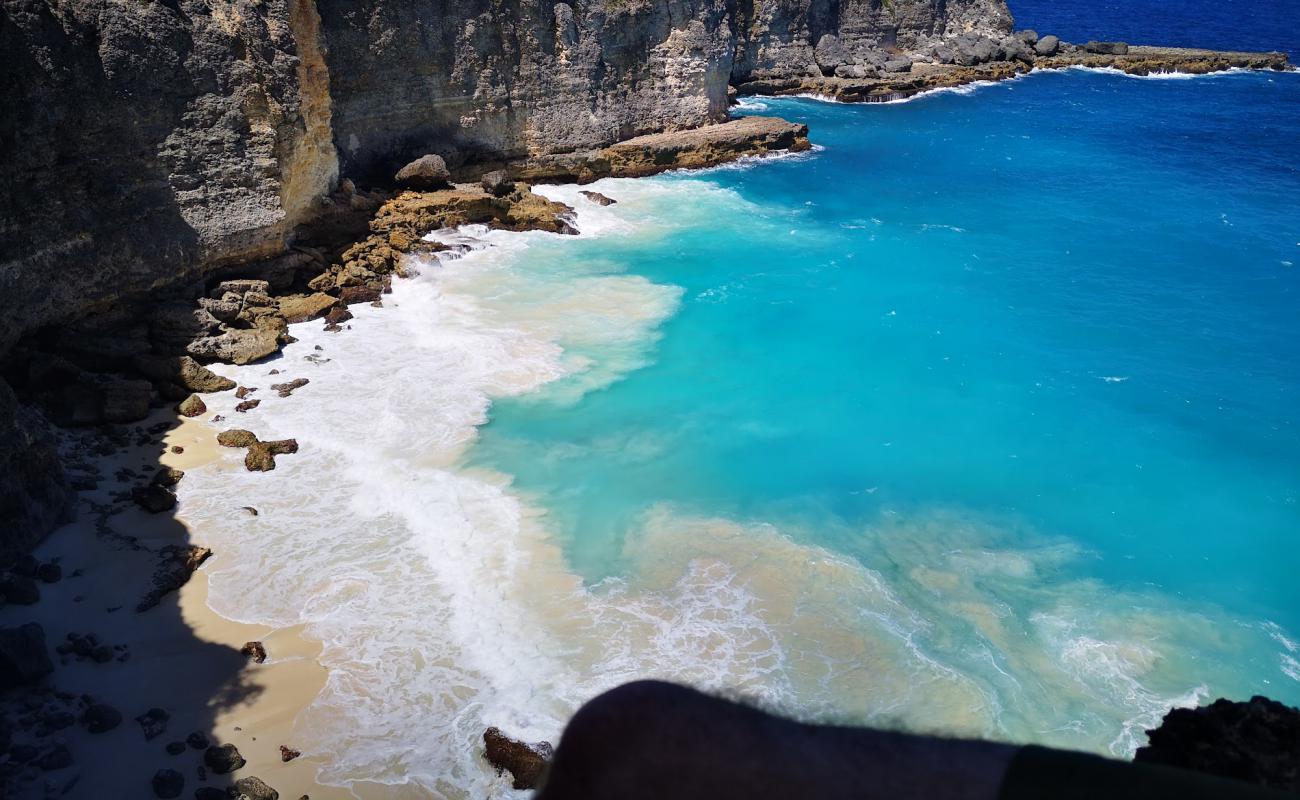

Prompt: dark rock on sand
xmin=165 ymin=740 xmax=186 ymax=756
xmin=483 ymin=727 xmax=553 ymax=790
xmin=0 ymin=574 xmax=40 ymax=605
xmin=0 ymin=623 xmax=53 ymax=688
xmin=241 ymin=641 xmax=268 ymax=663
xmin=132 ymin=484 xmax=178 ymax=514
xmin=153 ymin=467 xmax=185 ymax=487
xmin=580 ymin=191 xmax=616 ymax=206
xmin=395 ymin=155 xmax=452 ymax=190
xmin=204 ymin=743 xmax=247 ymax=774
xmin=137 ymin=545 xmax=212 ymax=612
xmin=234 ymin=775 xmax=280 ymax=800
xmin=35 ymin=562 xmax=61 ymax=583
xmin=36 ymin=744 xmax=72 ymax=771
xmin=136 ymin=707 xmax=170 ymax=741
xmin=186 ymin=731 xmax=211 ymax=750
xmin=82 ymin=702 xmax=123 ymax=733
xmin=177 ymin=394 xmax=207 ymax=418
xmin=279 ymin=745 xmax=301 ymax=762
xmin=1136 ymin=695 xmax=1300 ymax=791
xmin=1086 ymin=41 xmax=1129 ymax=55
xmin=152 ymin=768 xmax=184 ymax=798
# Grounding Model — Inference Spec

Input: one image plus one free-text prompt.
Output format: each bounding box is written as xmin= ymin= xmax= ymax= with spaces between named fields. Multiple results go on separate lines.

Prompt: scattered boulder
xmin=270 ymin=378 xmax=309 ymax=398
xmin=0 ymin=623 xmax=53 ymax=688
xmin=1000 ymin=36 xmax=1035 ymax=63
xmin=245 ymin=439 xmax=298 ymax=472
xmin=187 ymin=731 xmax=211 ymax=750
xmin=241 ymin=641 xmax=268 ymax=663
xmin=580 ymin=191 xmax=617 ymax=206
xmin=953 ymin=34 xmax=997 ymax=66
xmin=279 ymin=745 xmax=301 ymax=762
xmin=481 ymin=170 xmax=515 ymax=197
xmin=394 ymin=154 xmax=451 ymax=190
xmin=204 ymin=743 xmax=247 ymax=774
xmin=883 ymin=57 xmax=913 ymax=73
xmin=339 ymin=285 xmax=381 ymax=305
xmin=82 ymin=702 xmax=123 ymax=733
xmin=152 ymin=466 xmax=184 ymax=487
xmin=152 ymin=768 xmax=184 ymax=798
xmin=813 ymin=33 xmax=848 ymax=72
xmin=236 ymin=399 xmax=261 ymax=413
xmin=1136 ymin=696 xmax=1300 ymax=791
xmin=165 ymin=741 xmax=186 ymax=756
xmin=1086 ymin=40 xmax=1129 ymax=55
xmin=131 ymin=483 xmax=177 ymax=514
xmin=177 ymin=394 xmax=207 ymax=418
xmin=483 ymin=727 xmax=553 ymax=790
xmin=234 ymin=386 xmax=257 ymax=400
xmin=136 ymin=707 xmax=169 ymax=741
xmin=217 ymin=429 xmax=258 ymax=448
xmin=1016 ymin=29 xmax=1039 ymax=45
xmin=277 ymin=293 xmax=339 ymax=324
xmin=324 ymin=306 xmax=353 ymax=328
xmin=1034 ymin=34 xmax=1060 ymax=56
xmin=234 ymin=776 xmax=279 ymax=800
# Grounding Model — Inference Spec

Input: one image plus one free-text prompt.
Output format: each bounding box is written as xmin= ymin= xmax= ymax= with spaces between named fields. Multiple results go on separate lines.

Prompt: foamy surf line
xmin=172 ymin=173 xmax=1300 ymax=798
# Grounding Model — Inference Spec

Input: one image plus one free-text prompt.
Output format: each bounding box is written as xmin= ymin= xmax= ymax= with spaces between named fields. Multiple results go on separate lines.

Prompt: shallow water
xmin=179 ymin=65 xmax=1300 ymax=797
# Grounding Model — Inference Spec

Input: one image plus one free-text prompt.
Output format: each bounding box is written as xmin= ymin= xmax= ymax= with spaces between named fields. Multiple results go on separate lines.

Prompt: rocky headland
xmin=0 ymin=0 xmax=1294 ymax=796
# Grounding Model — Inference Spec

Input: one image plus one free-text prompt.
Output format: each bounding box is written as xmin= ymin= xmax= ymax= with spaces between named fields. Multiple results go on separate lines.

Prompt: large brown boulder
xmin=245 ymin=439 xmax=298 ymax=472
xmin=277 ymin=293 xmax=339 ymax=324
xmin=394 ymin=154 xmax=451 ymax=190
xmin=483 ymin=727 xmax=553 ymax=790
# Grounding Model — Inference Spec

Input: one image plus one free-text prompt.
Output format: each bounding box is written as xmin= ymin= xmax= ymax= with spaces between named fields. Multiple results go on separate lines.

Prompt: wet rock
xmin=270 ymin=379 xmax=309 ymax=398
xmin=136 ymin=707 xmax=169 ymax=741
xmin=217 ymin=429 xmax=258 ymax=448
xmin=245 ymin=439 xmax=298 ymax=472
xmin=324 ymin=307 xmax=353 ymax=328
xmin=235 ymin=386 xmax=257 ymax=400
xmin=0 ymin=574 xmax=41 ymax=605
xmin=35 ymin=562 xmax=62 ymax=583
xmin=483 ymin=727 xmax=553 ymax=790
xmin=395 ymin=154 xmax=451 ymax=190
xmin=241 ymin=641 xmax=267 ymax=663
xmin=1086 ymin=41 xmax=1129 ymax=55
xmin=137 ymin=545 xmax=212 ymax=612
xmin=235 ymin=399 xmax=261 ymax=413
xmin=481 ymin=170 xmax=515 ymax=197
xmin=1136 ymin=696 xmax=1300 ymax=791
xmin=188 ymin=323 xmax=283 ymax=366
xmin=1034 ymin=34 xmax=1060 ymax=56
xmin=579 ymin=191 xmax=616 ymax=206
xmin=204 ymin=743 xmax=246 ymax=774
xmin=178 ymin=395 xmax=207 ymax=418
xmin=152 ymin=767 xmax=184 ymax=798
xmin=338 ymin=285 xmax=381 ymax=305
xmin=131 ymin=483 xmax=177 ymax=514
xmin=0 ymin=623 xmax=53 ymax=688
xmin=279 ymin=745 xmax=301 ymax=762
xmin=82 ymin=703 xmax=122 ymax=733
xmin=234 ymin=776 xmax=280 ymax=800
xmin=153 ymin=467 xmax=185 ymax=487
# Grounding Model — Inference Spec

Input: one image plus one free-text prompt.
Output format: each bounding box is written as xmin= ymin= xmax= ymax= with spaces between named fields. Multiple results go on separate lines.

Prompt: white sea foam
xmin=175 ymin=173 xmax=1300 ymax=797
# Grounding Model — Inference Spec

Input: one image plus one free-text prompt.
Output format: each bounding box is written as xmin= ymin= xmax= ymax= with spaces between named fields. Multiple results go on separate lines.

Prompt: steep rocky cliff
xmin=0 ymin=0 xmax=1015 ymax=550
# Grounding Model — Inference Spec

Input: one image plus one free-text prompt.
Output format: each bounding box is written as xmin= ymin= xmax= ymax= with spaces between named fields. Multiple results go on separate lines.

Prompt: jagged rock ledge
xmin=736 ymin=46 xmax=1293 ymax=104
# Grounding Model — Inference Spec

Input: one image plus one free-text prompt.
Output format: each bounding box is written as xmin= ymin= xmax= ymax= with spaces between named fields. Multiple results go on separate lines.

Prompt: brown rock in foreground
xmin=240 ymin=641 xmax=268 ymax=663
xmin=483 ymin=727 xmax=553 ymax=790
xmin=596 ymin=117 xmax=812 ymax=179
xmin=1136 ymin=696 xmax=1300 ymax=792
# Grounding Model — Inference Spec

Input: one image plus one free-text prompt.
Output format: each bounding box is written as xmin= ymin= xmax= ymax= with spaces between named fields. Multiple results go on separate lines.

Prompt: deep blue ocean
xmin=184 ymin=2 xmax=1300 ymax=792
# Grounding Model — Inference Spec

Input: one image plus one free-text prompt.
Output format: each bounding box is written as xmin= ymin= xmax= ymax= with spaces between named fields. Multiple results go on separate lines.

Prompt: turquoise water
xmin=184 ymin=63 xmax=1300 ymax=796
xmin=469 ymin=70 xmax=1300 ymax=743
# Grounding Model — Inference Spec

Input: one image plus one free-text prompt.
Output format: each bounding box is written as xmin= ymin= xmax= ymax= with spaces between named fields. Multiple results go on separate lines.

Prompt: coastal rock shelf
xmin=735 ymin=46 xmax=1293 ymax=103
